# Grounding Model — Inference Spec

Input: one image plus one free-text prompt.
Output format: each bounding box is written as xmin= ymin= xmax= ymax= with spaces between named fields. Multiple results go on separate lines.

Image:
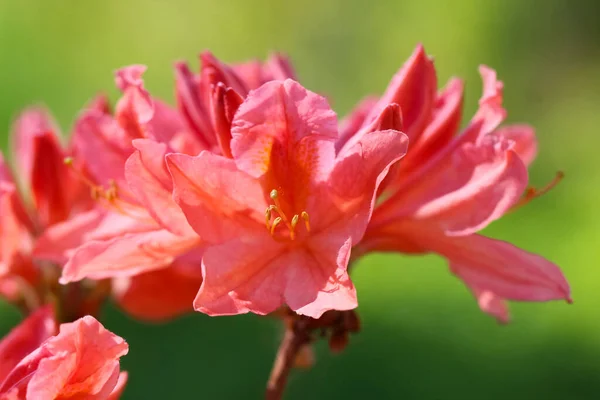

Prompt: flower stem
xmin=265 ymin=319 xmax=310 ymax=400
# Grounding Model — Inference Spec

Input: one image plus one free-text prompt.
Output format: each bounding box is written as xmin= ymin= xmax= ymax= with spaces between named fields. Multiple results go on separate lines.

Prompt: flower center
xmin=64 ymin=157 xmax=144 ymax=218
xmin=265 ymin=189 xmax=310 ymax=240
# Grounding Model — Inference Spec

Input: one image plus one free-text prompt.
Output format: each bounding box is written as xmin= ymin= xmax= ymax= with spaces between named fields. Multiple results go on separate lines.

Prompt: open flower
xmin=49 ymin=53 xmax=296 ymax=319
xmin=167 ymin=79 xmax=408 ymax=317
xmin=0 ymin=311 xmax=128 ymax=400
xmin=347 ymin=45 xmax=570 ymax=322
xmin=30 ymin=68 xmax=204 ymax=322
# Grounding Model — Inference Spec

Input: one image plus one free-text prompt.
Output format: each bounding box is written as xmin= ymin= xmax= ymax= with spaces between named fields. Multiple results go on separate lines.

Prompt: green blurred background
xmin=1 ymin=0 xmax=599 ymax=398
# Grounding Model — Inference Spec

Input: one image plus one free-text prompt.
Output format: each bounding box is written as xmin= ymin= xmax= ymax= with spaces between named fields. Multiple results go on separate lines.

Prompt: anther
xmin=270 ymin=189 xmax=279 ymax=200
xmin=265 ymin=208 xmax=272 ymax=229
xmin=510 ymin=171 xmax=564 ymax=212
xmin=301 ymin=211 xmax=311 ymax=232
xmin=271 ymin=217 xmax=282 ymax=235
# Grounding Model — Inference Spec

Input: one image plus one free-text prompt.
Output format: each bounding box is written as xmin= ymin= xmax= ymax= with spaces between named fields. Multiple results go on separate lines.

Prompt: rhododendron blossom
xmin=0 ymin=309 xmax=128 ymax=400
xmin=167 ymin=79 xmax=408 ymax=317
xmin=0 ymin=43 xmax=571 ymax=400
xmin=347 ymin=45 xmax=570 ymax=322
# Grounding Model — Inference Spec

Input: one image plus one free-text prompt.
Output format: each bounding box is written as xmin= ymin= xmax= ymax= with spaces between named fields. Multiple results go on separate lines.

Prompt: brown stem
xmin=265 ymin=319 xmax=310 ymax=400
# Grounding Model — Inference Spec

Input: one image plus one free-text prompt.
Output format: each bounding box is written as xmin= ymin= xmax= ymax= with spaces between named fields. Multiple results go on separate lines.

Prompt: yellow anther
xmin=270 ymin=189 xmax=279 ymax=200
xmin=291 ymin=214 xmax=299 ymax=229
xmin=63 ymin=157 xmax=74 ymax=165
xmin=301 ymin=211 xmax=311 ymax=232
xmin=271 ymin=217 xmax=282 ymax=235
xmin=265 ymin=208 xmax=272 ymax=229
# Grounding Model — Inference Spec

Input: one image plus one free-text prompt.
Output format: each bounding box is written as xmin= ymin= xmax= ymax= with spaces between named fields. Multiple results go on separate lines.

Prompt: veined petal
xmin=491 ymin=124 xmax=538 ymax=167
xmin=72 ymin=111 xmax=132 ymax=189
xmin=376 ymin=135 xmax=528 ymax=236
xmin=125 ymin=139 xmax=196 ymax=236
xmin=60 ymin=229 xmax=200 ymax=283
xmin=194 ymin=234 xmax=286 ymax=315
xmin=195 ymin=233 xmax=356 ymax=318
xmin=33 ymin=208 xmax=106 ymax=264
xmin=289 ymin=236 xmax=357 ymax=318
xmin=167 ymin=151 xmax=266 ymax=243
xmin=231 ymin=79 xmax=338 ymax=212
xmin=444 ymin=234 xmax=571 ymax=303
xmin=326 ymin=129 xmax=408 ymax=241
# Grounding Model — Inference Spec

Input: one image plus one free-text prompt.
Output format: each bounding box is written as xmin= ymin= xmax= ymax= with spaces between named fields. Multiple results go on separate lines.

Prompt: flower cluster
xmin=0 ymin=45 xmax=570 ymax=399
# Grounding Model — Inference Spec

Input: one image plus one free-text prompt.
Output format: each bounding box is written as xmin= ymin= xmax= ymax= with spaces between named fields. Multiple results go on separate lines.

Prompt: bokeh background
xmin=1 ymin=0 xmax=599 ymax=398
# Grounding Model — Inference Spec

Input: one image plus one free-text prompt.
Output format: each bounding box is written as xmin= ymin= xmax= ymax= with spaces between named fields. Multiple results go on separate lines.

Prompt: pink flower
xmin=167 ymin=79 xmax=408 ymax=317
xmin=0 ymin=312 xmax=128 ymax=400
xmin=31 ymin=67 xmax=204 ymax=322
xmin=347 ymin=45 xmax=570 ymax=322
xmin=47 ymin=53 xmax=295 ymax=319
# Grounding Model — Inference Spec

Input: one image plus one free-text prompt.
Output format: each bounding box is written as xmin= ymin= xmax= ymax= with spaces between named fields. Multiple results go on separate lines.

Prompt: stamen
xmin=64 ymin=156 xmax=144 ymax=218
xmin=271 ymin=217 xmax=282 ymax=235
xmin=264 ymin=189 xmax=311 ymax=240
xmin=510 ymin=171 xmax=564 ymax=212
xmin=301 ymin=211 xmax=311 ymax=232
xmin=265 ymin=208 xmax=272 ymax=229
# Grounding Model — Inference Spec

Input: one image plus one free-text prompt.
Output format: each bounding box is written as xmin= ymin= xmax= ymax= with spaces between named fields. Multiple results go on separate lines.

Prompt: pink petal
xmin=25 ymin=316 xmax=128 ymax=399
xmin=264 ymin=53 xmax=297 ymax=81
xmin=200 ymin=51 xmax=249 ymax=97
xmin=336 ymin=96 xmax=378 ymax=152
xmin=194 ymin=234 xmax=286 ymax=315
xmin=114 ymin=65 xmax=153 ymax=138
xmin=107 ymin=372 xmax=128 ymax=400
xmin=470 ymin=287 xmax=510 ymax=323
xmin=209 ymin=83 xmax=243 ymax=158
xmin=289 ymin=236 xmax=357 ymax=318
xmin=327 ymin=129 xmax=408 ymax=241
xmin=72 ymin=110 xmax=132 ymax=190
xmin=11 ymin=107 xmax=61 ymax=187
xmin=441 ymin=234 xmax=571 ymax=303
xmin=230 ymin=79 xmax=337 ymax=209
xmin=401 ymin=78 xmax=464 ymax=172
xmin=174 ymin=62 xmax=215 ymax=149
xmin=0 ymin=306 xmax=56 ymax=380
xmin=11 ymin=107 xmax=74 ymax=226
xmin=363 ymin=44 xmax=437 ymax=142
xmin=112 ymin=259 xmax=203 ymax=322
xmin=0 ymin=182 xmax=32 ymax=275
xmin=149 ymin=99 xmax=187 ymax=144
xmin=34 ymin=209 xmax=157 ymax=265
xmin=125 ymin=139 xmax=195 ymax=236
xmin=195 ymin=233 xmax=356 ymax=318
xmin=466 ymin=66 xmax=507 ymax=141
xmin=167 ymin=152 xmax=266 ymax=243
xmin=491 ymin=124 xmax=538 ymax=167
xmin=33 ymin=209 xmax=106 ymax=264
xmin=60 ymin=229 xmax=200 ymax=282
xmin=378 ymin=135 xmax=528 ymax=236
